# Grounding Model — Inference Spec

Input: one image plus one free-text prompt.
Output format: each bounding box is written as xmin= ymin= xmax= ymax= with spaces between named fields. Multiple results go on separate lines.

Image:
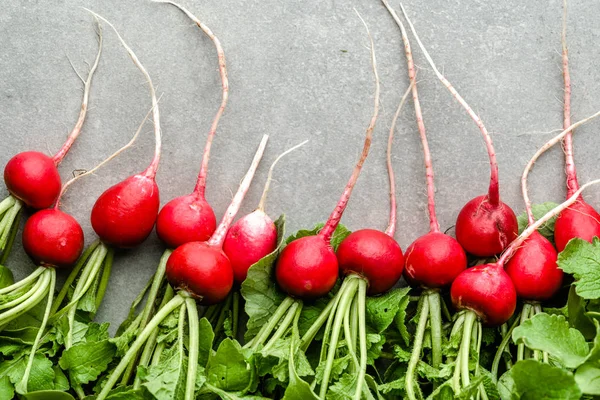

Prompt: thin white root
xmin=84 ymin=9 xmax=162 ymax=178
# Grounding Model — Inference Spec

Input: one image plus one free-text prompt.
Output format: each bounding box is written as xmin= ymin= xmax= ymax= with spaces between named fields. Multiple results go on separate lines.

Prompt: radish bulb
xmin=382 ymin=4 xmax=466 ymax=398
xmin=400 ymin=5 xmax=518 ymax=257
xmin=0 ymin=22 xmax=102 ymax=262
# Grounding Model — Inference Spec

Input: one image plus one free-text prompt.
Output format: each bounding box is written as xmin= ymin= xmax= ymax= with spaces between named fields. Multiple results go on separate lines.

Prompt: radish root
xmin=399 ymin=4 xmax=500 ymax=206
xmin=384 ymin=82 xmax=413 ymax=237
xmin=320 ymin=9 xmax=380 ymax=242
xmin=155 ymin=0 xmax=229 ymax=199
xmin=84 ymin=9 xmax=162 ymax=178
xmin=52 ymin=18 xmax=103 ymax=166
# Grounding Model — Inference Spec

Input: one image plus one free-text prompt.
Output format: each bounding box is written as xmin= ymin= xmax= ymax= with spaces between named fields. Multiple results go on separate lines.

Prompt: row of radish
xmin=1 ymin=1 xmax=599 ymax=399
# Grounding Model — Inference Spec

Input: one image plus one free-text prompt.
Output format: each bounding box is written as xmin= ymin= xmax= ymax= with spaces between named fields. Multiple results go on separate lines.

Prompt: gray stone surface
xmin=1 ymin=0 xmax=599 ymax=331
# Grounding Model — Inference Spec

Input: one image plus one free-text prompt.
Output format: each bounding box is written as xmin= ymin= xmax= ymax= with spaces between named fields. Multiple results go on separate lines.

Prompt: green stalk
xmin=0 ymin=266 xmax=45 ymax=295
xmin=0 ymin=272 xmax=50 ymax=326
xmin=405 ymin=292 xmax=430 ymax=400
xmin=319 ymin=278 xmax=359 ymax=399
xmin=203 ymin=302 xmax=220 ymax=324
xmin=51 ymin=241 xmax=100 ymax=314
xmin=134 ymin=284 xmax=174 ymax=389
xmin=0 ymin=197 xmax=21 ymax=251
xmin=0 ymin=196 xmax=15 ymax=215
xmin=0 ymin=274 xmax=45 ymax=310
xmin=263 ymin=301 xmax=300 ymax=352
xmin=300 ymin=284 xmax=346 ymax=351
xmin=214 ymin=292 xmax=233 ymax=339
xmin=232 ymin=291 xmax=240 ymax=339
xmin=15 ymin=269 xmax=55 ymax=394
xmin=248 ymin=296 xmax=294 ymax=350
xmin=0 ymin=207 xmax=21 ymax=266
xmin=491 ymin=317 xmax=520 ymax=380
xmin=516 ymin=304 xmax=531 ymax=362
xmin=350 ymin=294 xmax=359 ymax=359
xmin=343 ymin=294 xmax=359 ymax=372
xmin=428 ymin=290 xmax=443 ymax=369
xmin=94 ymin=248 xmax=115 ymax=313
xmin=353 ymin=279 xmax=368 ymax=400
xmin=97 ymin=295 xmax=185 ymax=400
xmin=185 ymin=297 xmax=200 ymax=400
xmin=316 ymin=279 xmax=353 ymax=362
xmin=460 ymin=311 xmax=477 ymax=389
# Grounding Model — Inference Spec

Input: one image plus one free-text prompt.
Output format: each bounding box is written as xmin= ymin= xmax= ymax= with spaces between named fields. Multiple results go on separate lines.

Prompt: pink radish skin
xmin=4 ymin=152 xmax=61 ymax=210
xmin=22 ymin=209 xmax=84 ymax=269
xmin=156 ymin=194 xmax=216 ymax=248
xmin=224 ymin=209 xmax=276 ymax=284
xmin=156 ymin=1 xmax=229 ymax=249
xmin=166 ymin=241 xmax=233 ymax=305
xmin=275 ymin=18 xmax=380 ymax=301
xmin=400 ymin=5 xmax=517 ymax=257
xmin=404 ymin=232 xmax=466 ymax=289
xmin=451 ymin=264 xmax=516 ymax=326
xmin=336 ymin=229 xmax=404 ymax=295
xmin=223 ymin=140 xmax=307 ymax=284
xmin=505 ymin=231 xmax=561 ymax=301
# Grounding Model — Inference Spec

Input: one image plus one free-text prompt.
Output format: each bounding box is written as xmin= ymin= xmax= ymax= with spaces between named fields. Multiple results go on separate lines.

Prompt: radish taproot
xmin=0 ymin=104 xmax=149 ymax=395
xmin=154 ymin=0 xmax=230 ymax=249
xmin=200 ymin=140 xmax=307 ymax=340
xmin=0 ymin=23 xmax=102 ymax=262
xmin=97 ymin=134 xmax=268 ymax=400
xmin=400 ymin=5 xmax=518 ymax=258
xmin=382 ymin=3 xmax=466 ymax=397
xmin=46 ymin=13 xmax=163 ymax=380
xmin=553 ymin=0 xmax=600 ymax=252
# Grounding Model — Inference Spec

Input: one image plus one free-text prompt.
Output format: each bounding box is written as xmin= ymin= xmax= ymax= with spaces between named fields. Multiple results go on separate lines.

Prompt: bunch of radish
xmin=381 ymin=3 xmax=467 ymax=398
xmin=0 ymin=23 xmax=102 ymax=264
xmin=96 ymin=132 xmax=268 ymax=400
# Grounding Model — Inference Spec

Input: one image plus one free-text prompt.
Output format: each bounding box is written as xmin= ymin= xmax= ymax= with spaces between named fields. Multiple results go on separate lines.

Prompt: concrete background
xmin=1 ymin=0 xmax=599 ymax=330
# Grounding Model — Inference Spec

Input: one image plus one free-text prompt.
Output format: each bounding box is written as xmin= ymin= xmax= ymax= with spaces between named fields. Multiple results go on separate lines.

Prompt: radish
xmin=0 ymin=23 xmax=102 ymax=261
xmin=239 ymin=12 xmax=383 ymax=399
xmin=553 ymin=0 xmax=600 ymax=252
xmin=381 ymin=3 xmax=466 ymax=398
xmin=399 ymin=5 xmax=518 ymax=257
xmin=154 ymin=0 xmax=230 ymax=249
xmin=96 ymin=134 xmax=269 ymax=400
xmin=0 ymin=104 xmax=149 ymax=395
xmin=224 ymin=140 xmax=308 ymax=285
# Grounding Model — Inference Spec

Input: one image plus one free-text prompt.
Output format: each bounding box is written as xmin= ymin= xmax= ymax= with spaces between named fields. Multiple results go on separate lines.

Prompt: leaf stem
xmin=459 ymin=311 xmax=477 ymax=389
xmin=185 ymin=297 xmax=199 ymax=400
xmin=232 ymin=291 xmax=240 ymax=339
xmin=491 ymin=317 xmax=520 ymax=381
xmin=263 ymin=300 xmax=300 ymax=352
xmin=300 ymin=285 xmax=344 ymax=351
xmin=249 ymin=296 xmax=294 ymax=350
xmin=405 ymin=292 xmax=430 ymax=400
xmin=97 ymin=295 xmax=185 ymax=400
xmin=353 ymin=279 xmax=368 ymax=400
xmin=428 ymin=290 xmax=443 ymax=369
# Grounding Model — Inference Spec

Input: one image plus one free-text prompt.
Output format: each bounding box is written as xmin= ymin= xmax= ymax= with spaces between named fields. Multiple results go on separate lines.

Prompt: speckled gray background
xmin=1 ymin=0 xmax=599 ymax=331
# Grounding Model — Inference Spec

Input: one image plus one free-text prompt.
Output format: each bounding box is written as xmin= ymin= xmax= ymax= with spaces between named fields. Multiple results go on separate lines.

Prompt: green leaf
xmin=206 ymin=338 xmax=254 ymax=393
xmin=517 ymin=202 xmax=559 ymax=242
xmin=512 ymin=313 xmax=589 ymax=368
xmin=241 ymin=215 xmax=286 ymax=341
xmin=198 ymin=317 xmax=215 ymax=367
xmin=58 ymin=340 xmax=116 ymax=386
xmin=0 ymin=264 xmax=14 ymax=289
xmin=283 ymin=311 xmax=319 ymax=400
xmin=139 ymin=346 xmax=186 ymax=400
xmin=567 ymin=286 xmax=597 ymax=340
xmin=284 ymin=223 xmax=350 ymax=252
xmin=393 ymin=293 xmax=411 ymax=346
xmin=558 ymin=238 xmax=600 ymax=299
xmin=505 ymin=360 xmax=581 ymax=399
xmin=0 ymin=375 xmax=14 ymax=400
xmin=575 ymin=362 xmax=600 ymax=395
xmin=365 ymin=287 xmax=410 ymax=334
xmin=20 ymin=390 xmax=76 ymax=400
xmin=9 ymin=353 xmax=55 ymax=393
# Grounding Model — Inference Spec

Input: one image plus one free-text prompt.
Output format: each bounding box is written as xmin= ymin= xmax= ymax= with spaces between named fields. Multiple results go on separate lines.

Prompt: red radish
xmin=99 ymin=132 xmax=269 ymax=400
xmin=223 ymin=140 xmax=308 ymax=284
xmin=0 ymin=25 xmax=102 ymax=259
xmin=399 ymin=5 xmax=517 ymax=257
xmin=553 ymin=1 xmax=600 ymax=252
xmin=381 ymin=4 xmax=466 ymax=398
xmin=0 ymin=100 xmax=149 ymax=396
xmin=274 ymin=13 xmax=380 ymax=301
xmin=154 ymin=0 xmax=230 ymax=249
